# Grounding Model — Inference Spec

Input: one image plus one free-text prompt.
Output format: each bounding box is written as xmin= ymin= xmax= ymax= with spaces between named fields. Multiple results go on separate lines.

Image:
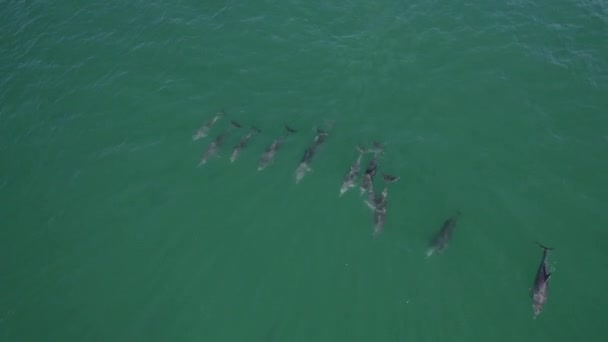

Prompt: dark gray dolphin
xmin=426 ymin=211 xmax=461 ymax=257
xmin=198 ymin=120 xmax=241 ymax=166
xmin=230 ymin=126 xmax=261 ymax=163
xmin=340 ymin=146 xmax=367 ymax=196
xmin=193 ymin=111 xmax=224 ymax=141
xmin=531 ymin=243 xmax=554 ymax=319
xmin=258 ymin=125 xmax=297 ymax=171
xmin=295 ymin=128 xmax=330 ymax=183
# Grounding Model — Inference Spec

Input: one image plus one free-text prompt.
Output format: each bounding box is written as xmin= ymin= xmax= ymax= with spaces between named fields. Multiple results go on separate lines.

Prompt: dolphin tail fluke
xmin=285 ymin=125 xmax=297 ymax=134
xmin=535 ymin=242 xmax=554 ymax=251
xmin=231 ymin=120 xmax=242 ymax=128
xmin=252 ymin=126 xmax=261 ymax=133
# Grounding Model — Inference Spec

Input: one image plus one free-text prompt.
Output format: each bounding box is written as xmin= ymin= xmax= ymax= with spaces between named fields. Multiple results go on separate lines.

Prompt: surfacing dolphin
xmin=426 ymin=211 xmax=461 ymax=257
xmin=198 ymin=120 xmax=241 ymax=166
xmin=339 ymin=146 xmax=367 ymax=197
xmin=359 ymin=142 xmax=383 ymax=196
xmin=295 ymin=128 xmax=330 ymax=184
xmin=531 ymin=242 xmax=554 ymax=319
xmin=193 ymin=111 xmax=224 ymax=141
xmin=230 ymin=126 xmax=261 ymax=163
xmin=258 ymin=125 xmax=297 ymax=171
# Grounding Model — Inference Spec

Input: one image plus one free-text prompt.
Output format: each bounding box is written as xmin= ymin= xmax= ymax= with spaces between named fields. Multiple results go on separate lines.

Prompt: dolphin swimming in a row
xmin=198 ymin=120 xmax=241 ymax=166
xmin=360 ymin=142 xmax=384 ymax=196
xmin=230 ymin=126 xmax=261 ymax=163
xmin=295 ymin=128 xmax=330 ymax=184
xmin=258 ymin=125 xmax=297 ymax=171
xmin=193 ymin=111 xmax=224 ymax=141
xmin=364 ymin=174 xmax=398 ymax=237
xmin=365 ymin=186 xmax=388 ymax=238
xmin=339 ymin=146 xmax=368 ymax=196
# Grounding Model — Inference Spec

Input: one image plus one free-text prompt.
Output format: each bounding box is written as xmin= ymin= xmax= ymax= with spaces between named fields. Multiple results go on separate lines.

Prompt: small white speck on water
xmin=345 ymin=263 xmax=349 ymax=267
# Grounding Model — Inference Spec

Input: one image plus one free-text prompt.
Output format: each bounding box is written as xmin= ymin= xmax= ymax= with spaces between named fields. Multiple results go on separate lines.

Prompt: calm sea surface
xmin=2 ymin=1 xmax=608 ymax=341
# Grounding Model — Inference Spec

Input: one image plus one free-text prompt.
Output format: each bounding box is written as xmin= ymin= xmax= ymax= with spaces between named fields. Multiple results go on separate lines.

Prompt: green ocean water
xmin=2 ymin=0 xmax=608 ymax=340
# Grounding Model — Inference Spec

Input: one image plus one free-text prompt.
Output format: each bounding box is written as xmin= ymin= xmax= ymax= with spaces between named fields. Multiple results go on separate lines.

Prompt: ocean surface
xmin=2 ymin=0 xmax=608 ymax=341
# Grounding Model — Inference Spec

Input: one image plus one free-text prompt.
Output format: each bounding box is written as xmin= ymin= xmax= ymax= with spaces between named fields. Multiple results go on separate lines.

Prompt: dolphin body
xmin=258 ymin=125 xmax=297 ymax=171
xmin=531 ymin=243 xmax=554 ymax=319
xmin=295 ymin=128 xmax=330 ymax=184
xmin=359 ymin=142 xmax=383 ymax=196
xmin=198 ymin=120 xmax=241 ymax=166
xmin=365 ymin=186 xmax=388 ymax=238
xmin=193 ymin=111 xmax=223 ymax=141
xmin=426 ymin=212 xmax=461 ymax=257
xmin=339 ymin=146 xmax=367 ymax=196
xmin=230 ymin=126 xmax=261 ymax=163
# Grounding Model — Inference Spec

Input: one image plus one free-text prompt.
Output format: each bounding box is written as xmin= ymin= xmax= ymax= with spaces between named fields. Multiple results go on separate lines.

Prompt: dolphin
xmin=230 ymin=126 xmax=261 ymax=163
xmin=359 ymin=143 xmax=383 ymax=195
xmin=295 ymin=128 xmax=330 ymax=184
xmin=258 ymin=125 xmax=297 ymax=171
xmin=365 ymin=186 xmax=388 ymax=238
xmin=426 ymin=211 xmax=461 ymax=257
xmin=198 ymin=120 xmax=241 ymax=166
xmin=193 ymin=111 xmax=224 ymax=141
xmin=382 ymin=174 xmax=400 ymax=184
xmin=531 ymin=243 xmax=554 ymax=319
xmin=339 ymin=146 xmax=367 ymax=196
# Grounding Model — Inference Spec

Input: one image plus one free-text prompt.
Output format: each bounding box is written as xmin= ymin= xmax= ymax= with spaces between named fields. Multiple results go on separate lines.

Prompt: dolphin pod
xmin=192 ymin=111 xmax=557 ymax=319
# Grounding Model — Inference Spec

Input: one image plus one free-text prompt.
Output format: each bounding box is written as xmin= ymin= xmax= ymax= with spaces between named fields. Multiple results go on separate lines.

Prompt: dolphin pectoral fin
xmin=546 ymin=273 xmax=552 ymax=281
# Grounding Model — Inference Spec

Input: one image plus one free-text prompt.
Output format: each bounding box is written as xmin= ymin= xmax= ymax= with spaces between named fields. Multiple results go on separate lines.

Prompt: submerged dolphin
xmin=360 ymin=143 xmax=383 ymax=195
xmin=258 ymin=125 xmax=297 ymax=171
xmin=426 ymin=211 xmax=461 ymax=257
xmin=230 ymin=126 xmax=261 ymax=163
xmin=531 ymin=243 xmax=554 ymax=319
xmin=198 ymin=120 xmax=241 ymax=166
xmin=365 ymin=186 xmax=388 ymax=238
xmin=339 ymin=146 xmax=367 ymax=196
xmin=193 ymin=111 xmax=223 ymax=140
xmin=295 ymin=128 xmax=330 ymax=184
xmin=382 ymin=174 xmax=400 ymax=184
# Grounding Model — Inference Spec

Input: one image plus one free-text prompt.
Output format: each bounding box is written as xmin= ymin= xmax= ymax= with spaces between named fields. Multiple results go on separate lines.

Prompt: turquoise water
xmin=2 ymin=0 xmax=608 ymax=340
